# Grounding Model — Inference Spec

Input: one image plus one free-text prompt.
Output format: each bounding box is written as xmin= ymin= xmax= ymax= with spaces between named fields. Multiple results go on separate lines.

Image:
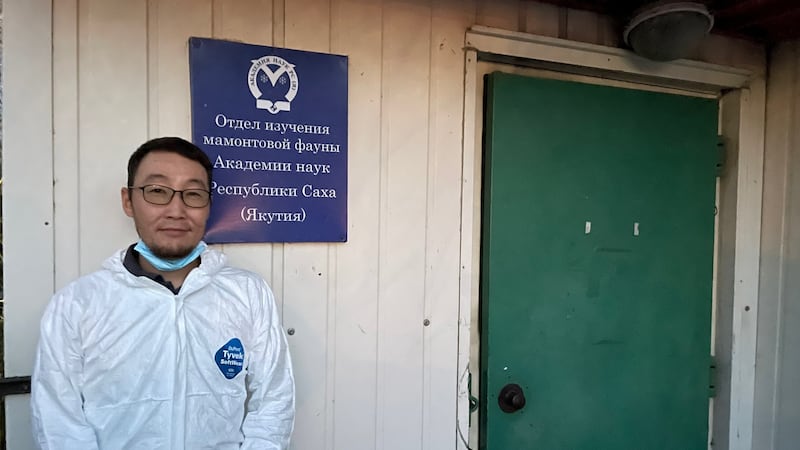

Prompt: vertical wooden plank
xmin=750 ymin=41 xmax=792 ymax=450
xmin=522 ymin=1 xmax=559 ymax=38
xmin=524 ymin=3 xmax=618 ymax=48
xmin=78 ymin=0 xmax=148 ymax=269
xmin=766 ymin=43 xmax=800 ymax=450
xmin=525 ymin=6 xmax=619 ymax=47
xmin=694 ymin=34 xmax=734 ymax=70
xmin=147 ymin=0 xmax=210 ymax=281
xmin=147 ymin=0 xmax=160 ymax=140
xmin=150 ymin=0 xmax=211 ymax=138
xmin=459 ymin=49 xmax=481 ymax=450
xmin=749 ymin=43 xmax=796 ymax=450
xmin=596 ymin=14 xmax=619 ymax=48
xmin=475 ymin=0 xmax=517 ymax=31
xmin=286 ymin=0 xmax=330 ymax=50
xmin=282 ymin=246 xmax=330 ymax=450
xmin=424 ymin=2 xmax=473 ymax=450
xmin=54 ymin=0 xmax=80 ymax=290
xmin=282 ymin=2 xmax=332 ymax=449
xmin=377 ymin=2 xmax=431 ymax=449
xmin=329 ymin=0 xmax=381 ymax=449
xmin=216 ymin=0 xmax=272 ymax=45
xmin=729 ymin=77 xmax=766 ymax=450
xmin=3 ymin=1 xmax=53 ymax=448
xmin=273 ymin=0 xmax=285 ymax=48
xmin=212 ymin=0 xmax=277 ymax=286
xmin=697 ymin=34 xmax=767 ymax=77
xmin=148 ymin=0 xmax=212 ymax=287
xmin=270 ymin=1 xmax=286 ymax=311
xmin=565 ymin=8 xmax=599 ymax=45
xmin=3 ymin=0 xmax=54 ymax=374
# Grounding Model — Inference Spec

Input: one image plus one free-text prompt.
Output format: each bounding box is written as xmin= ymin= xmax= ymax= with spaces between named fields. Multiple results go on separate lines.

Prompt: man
xmin=31 ymin=137 xmax=294 ymax=449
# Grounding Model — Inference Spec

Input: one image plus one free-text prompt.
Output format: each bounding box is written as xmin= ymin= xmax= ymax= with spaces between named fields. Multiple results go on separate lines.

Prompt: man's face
xmin=121 ymin=151 xmax=210 ymax=259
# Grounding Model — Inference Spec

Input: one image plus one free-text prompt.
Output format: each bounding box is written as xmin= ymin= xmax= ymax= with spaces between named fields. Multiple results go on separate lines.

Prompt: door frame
xmin=456 ymin=26 xmax=765 ymax=450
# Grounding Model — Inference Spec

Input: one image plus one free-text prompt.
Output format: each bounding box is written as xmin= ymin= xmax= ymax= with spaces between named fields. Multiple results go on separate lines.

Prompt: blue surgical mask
xmin=134 ymin=240 xmax=207 ymax=272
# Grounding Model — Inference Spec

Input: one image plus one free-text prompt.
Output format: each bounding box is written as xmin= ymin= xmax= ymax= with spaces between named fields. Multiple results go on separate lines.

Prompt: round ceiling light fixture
xmin=623 ymin=2 xmax=714 ymax=62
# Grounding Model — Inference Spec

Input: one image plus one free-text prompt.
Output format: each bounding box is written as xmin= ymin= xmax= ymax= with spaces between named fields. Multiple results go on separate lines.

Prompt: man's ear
xmin=121 ymin=187 xmax=134 ymax=218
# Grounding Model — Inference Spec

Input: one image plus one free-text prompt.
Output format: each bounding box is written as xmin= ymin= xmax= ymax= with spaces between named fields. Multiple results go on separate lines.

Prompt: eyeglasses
xmin=129 ymin=184 xmax=211 ymax=208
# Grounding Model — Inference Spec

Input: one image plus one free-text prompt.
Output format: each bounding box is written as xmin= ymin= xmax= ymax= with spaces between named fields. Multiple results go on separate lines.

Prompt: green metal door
xmin=480 ymin=72 xmax=718 ymax=450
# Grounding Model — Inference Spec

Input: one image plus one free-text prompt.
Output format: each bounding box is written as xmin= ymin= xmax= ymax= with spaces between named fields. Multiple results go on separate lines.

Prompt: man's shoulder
xmin=196 ymin=247 xmax=274 ymax=298
xmin=52 ymin=249 xmax=131 ymax=298
xmin=215 ymin=264 xmax=269 ymax=286
xmin=53 ymin=266 xmax=119 ymax=298
xmin=43 ymin=265 xmax=125 ymax=321
xmin=205 ymin=261 xmax=274 ymax=301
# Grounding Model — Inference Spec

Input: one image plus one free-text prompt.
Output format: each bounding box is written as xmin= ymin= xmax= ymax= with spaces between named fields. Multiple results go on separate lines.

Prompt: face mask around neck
xmin=134 ymin=240 xmax=207 ymax=272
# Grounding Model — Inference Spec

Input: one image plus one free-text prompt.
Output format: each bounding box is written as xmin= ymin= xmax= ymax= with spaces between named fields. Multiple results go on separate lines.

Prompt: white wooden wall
xmin=48 ymin=1 xmax=474 ymax=449
xmin=4 ymin=1 xmax=769 ymax=449
xmin=753 ymin=39 xmax=800 ymax=450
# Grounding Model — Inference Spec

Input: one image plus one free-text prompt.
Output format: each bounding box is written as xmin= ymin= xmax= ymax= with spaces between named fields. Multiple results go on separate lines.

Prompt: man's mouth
xmin=159 ymin=227 xmax=191 ymax=236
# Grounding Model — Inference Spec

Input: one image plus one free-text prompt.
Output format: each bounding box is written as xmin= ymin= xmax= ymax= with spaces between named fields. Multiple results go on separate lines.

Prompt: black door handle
xmin=498 ymin=383 xmax=526 ymax=413
xmin=0 ymin=376 xmax=31 ymax=397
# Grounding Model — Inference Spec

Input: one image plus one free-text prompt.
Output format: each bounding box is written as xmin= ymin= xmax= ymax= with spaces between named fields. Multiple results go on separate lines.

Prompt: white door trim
xmin=457 ymin=26 xmax=765 ymax=450
xmin=465 ymin=25 xmax=752 ymax=89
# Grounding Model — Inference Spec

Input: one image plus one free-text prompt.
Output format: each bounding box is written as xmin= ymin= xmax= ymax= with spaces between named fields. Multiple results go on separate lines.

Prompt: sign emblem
xmin=248 ymin=55 xmax=299 ymax=114
xmin=215 ymin=338 xmax=245 ymax=379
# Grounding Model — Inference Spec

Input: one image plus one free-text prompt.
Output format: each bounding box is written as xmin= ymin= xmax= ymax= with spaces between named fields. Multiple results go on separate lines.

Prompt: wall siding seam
xmin=146 ymin=0 xmax=155 ymax=137
xmin=273 ymin=0 xmax=284 ymax=47
xmin=210 ymin=0 xmax=217 ymax=37
xmin=423 ymin=2 xmax=435 ymax=448
xmin=375 ymin=1 xmax=387 ymax=448
xmin=324 ymin=14 xmax=339 ymax=449
xmin=326 ymin=244 xmax=337 ymax=450
xmin=271 ymin=0 xmax=285 ymax=310
xmin=75 ymin=0 xmax=83 ymax=277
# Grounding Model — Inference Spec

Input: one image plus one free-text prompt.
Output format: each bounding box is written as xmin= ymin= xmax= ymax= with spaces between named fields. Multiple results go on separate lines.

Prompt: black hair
xmin=127 ymin=137 xmax=213 ymax=189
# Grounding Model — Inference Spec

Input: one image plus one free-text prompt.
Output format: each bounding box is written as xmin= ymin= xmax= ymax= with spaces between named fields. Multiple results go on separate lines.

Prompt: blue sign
xmin=189 ymin=37 xmax=348 ymax=243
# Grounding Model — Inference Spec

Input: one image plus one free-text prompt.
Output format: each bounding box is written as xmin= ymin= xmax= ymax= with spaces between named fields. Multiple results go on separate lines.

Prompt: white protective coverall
xmin=31 ymin=246 xmax=295 ymax=449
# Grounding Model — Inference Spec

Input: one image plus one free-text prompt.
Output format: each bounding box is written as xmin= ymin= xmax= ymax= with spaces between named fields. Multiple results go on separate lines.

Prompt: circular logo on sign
xmin=247 ymin=55 xmax=299 ymax=115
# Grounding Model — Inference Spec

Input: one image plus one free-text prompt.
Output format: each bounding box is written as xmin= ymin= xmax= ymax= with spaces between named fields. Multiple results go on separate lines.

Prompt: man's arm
xmin=31 ymin=290 xmax=99 ymax=450
xmin=241 ymin=280 xmax=295 ymax=450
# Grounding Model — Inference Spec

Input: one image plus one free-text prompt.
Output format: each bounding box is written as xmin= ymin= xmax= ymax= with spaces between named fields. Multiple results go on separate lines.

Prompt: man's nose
xmin=164 ymin=192 xmax=188 ymax=216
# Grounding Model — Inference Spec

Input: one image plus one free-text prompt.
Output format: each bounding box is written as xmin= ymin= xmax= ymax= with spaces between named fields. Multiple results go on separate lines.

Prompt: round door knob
xmin=498 ymin=383 xmax=526 ymax=413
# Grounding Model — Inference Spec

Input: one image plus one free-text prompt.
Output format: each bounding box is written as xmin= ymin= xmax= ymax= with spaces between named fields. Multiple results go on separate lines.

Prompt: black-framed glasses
xmin=129 ymin=184 xmax=211 ymax=208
